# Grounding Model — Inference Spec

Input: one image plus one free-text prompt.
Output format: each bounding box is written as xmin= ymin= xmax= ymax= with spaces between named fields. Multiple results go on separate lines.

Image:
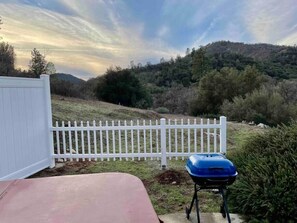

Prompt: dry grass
xmin=52 ymin=95 xmax=161 ymax=122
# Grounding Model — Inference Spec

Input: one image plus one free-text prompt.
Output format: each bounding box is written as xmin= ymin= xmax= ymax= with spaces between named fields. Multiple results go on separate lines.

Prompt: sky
xmin=0 ymin=0 xmax=297 ymax=80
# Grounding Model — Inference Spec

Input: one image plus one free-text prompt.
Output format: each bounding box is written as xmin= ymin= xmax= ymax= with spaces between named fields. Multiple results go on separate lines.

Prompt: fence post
xmin=160 ymin=118 xmax=167 ymax=169
xmin=219 ymin=116 xmax=227 ymax=154
xmin=41 ymin=74 xmax=55 ymax=168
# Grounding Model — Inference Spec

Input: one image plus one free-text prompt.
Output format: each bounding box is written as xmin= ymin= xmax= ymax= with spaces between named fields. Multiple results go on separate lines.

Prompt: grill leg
xmin=185 ymin=184 xmax=200 ymax=223
xmin=219 ymin=188 xmax=231 ymax=223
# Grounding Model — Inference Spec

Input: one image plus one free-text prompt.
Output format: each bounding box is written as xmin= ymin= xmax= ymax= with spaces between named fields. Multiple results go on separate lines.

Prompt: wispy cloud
xmin=243 ymin=0 xmax=297 ymax=45
xmin=0 ymin=1 xmax=180 ymax=79
xmin=193 ymin=18 xmax=217 ymax=46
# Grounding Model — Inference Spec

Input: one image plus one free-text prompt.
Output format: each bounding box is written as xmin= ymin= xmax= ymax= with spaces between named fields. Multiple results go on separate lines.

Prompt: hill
xmin=51 ymin=95 xmax=161 ymax=122
xmin=204 ymin=41 xmax=287 ymax=60
xmin=51 ymin=73 xmax=85 ymax=85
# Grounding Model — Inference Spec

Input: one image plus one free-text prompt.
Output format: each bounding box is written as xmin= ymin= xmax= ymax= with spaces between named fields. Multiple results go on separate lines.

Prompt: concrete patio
xmin=159 ymin=212 xmax=243 ymax=223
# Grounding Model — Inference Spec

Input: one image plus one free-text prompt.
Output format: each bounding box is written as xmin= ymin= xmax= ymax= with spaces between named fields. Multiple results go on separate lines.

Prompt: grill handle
xmin=206 ymin=178 xmax=229 ymax=182
xmin=208 ymin=167 xmax=224 ymax=171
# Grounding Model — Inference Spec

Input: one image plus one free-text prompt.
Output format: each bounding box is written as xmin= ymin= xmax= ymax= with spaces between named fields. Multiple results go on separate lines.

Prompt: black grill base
xmin=185 ymin=184 xmax=231 ymax=223
xmin=189 ymin=175 xmax=236 ymax=188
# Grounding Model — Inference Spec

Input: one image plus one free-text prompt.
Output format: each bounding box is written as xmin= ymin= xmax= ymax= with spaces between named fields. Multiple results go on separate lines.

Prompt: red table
xmin=0 ymin=173 xmax=160 ymax=223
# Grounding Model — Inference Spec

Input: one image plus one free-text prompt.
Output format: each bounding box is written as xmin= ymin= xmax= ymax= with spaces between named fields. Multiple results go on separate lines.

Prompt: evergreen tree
xmin=0 ymin=42 xmax=15 ymax=75
xmin=29 ymin=48 xmax=47 ymax=77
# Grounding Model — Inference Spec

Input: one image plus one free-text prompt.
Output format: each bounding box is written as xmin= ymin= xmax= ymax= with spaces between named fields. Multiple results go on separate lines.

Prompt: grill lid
xmin=186 ymin=153 xmax=237 ymax=178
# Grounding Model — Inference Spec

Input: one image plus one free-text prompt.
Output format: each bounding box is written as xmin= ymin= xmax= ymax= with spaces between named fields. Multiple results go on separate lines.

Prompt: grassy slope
xmin=52 ymin=95 xmax=161 ymax=122
xmin=35 ymin=95 xmax=264 ymax=214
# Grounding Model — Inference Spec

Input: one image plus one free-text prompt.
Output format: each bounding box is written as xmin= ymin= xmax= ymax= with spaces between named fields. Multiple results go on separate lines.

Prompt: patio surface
xmin=0 ymin=173 xmax=159 ymax=223
xmin=159 ymin=212 xmax=243 ymax=223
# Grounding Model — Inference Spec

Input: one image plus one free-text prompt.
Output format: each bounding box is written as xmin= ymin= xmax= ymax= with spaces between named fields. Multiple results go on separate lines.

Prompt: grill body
xmin=186 ymin=153 xmax=237 ymax=187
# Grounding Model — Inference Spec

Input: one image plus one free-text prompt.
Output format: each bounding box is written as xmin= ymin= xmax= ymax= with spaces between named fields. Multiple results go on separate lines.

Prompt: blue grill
xmin=185 ymin=154 xmax=237 ymax=223
xmin=186 ymin=153 xmax=237 ymax=187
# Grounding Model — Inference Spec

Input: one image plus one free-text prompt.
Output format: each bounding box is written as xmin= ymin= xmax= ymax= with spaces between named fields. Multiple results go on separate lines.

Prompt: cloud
xmin=0 ymin=1 xmax=180 ymax=79
xmin=243 ymin=0 xmax=297 ymax=44
xmin=193 ymin=18 xmax=217 ymax=46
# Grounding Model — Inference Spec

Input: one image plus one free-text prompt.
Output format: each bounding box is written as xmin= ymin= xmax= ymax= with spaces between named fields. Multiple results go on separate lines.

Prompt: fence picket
xmin=112 ymin=121 xmax=115 ymax=161
xmin=55 ymin=121 xmax=60 ymax=156
xmin=149 ymin=120 xmax=153 ymax=160
xmin=99 ymin=121 xmax=103 ymax=161
xmin=200 ymin=119 xmax=203 ymax=153
xmin=174 ymin=119 xmax=178 ymax=160
xmin=118 ymin=120 xmax=122 ymax=161
xmin=214 ymin=119 xmax=217 ymax=153
xmin=124 ymin=120 xmax=128 ymax=161
xmin=106 ymin=121 xmax=109 ymax=161
xmin=156 ymin=120 xmax=159 ymax=160
xmin=168 ymin=119 xmax=171 ymax=160
xmin=207 ymin=119 xmax=210 ymax=153
xmin=74 ymin=121 xmax=78 ymax=161
xmin=187 ymin=119 xmax=190 ymax=154
xmin=68 ymin=121 xmax=73 ymax=161
xmin=194 ymin=119 xmax=197 ymax=153
xmin=62 ymin=121 xmax=66 ymax=161
xmin=81 ymin=121 xmax=85 ymax=161
xmin=93 ymin=120 xmax=97 ymax=161
xmin=137 ymin=120 xmax=140 ymax=160
xmin=143 ymin=120 xmax=146 ymax=161
xmin=131 ymin=120 xmax=134 ymax=161
xmin=181 ymin=119 xmax=184 ymax=160
xmin=87 ymin=121 xmax=91 ymax=161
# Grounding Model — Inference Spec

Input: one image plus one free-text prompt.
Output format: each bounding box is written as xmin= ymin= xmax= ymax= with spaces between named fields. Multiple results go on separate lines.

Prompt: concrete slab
xmin=159 ymin=212 xmax=243 ymax=223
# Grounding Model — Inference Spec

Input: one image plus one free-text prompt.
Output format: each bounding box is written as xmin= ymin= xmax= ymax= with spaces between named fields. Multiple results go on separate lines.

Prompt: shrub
xmin=191 ymin=66 xmax=266 ymax=115
xmin=155 ymin=107 xmax=169 ymax=114
xmin=96 ymin=67 xmax=152 ymax=109
xmin=227 ymin=123 xmax=297 ymax=222
xmin=222 ymin=86 xmax=297 ymax=126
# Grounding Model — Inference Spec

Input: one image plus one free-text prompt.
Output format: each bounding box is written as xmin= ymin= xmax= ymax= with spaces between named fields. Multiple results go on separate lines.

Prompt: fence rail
xmin=51 ymin=116 xmax=227 ymax=167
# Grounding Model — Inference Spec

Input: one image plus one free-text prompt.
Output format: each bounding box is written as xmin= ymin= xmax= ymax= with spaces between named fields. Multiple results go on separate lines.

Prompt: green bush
xmin=155 ymin=107 xmax=170 ymax=114
xmin=222 ymin=86 xmax=297 ymax=126
xmin=228 ymin=123 xmax=297 ymax=222
xmin=96 ymin=67 xmax=152 ymax=109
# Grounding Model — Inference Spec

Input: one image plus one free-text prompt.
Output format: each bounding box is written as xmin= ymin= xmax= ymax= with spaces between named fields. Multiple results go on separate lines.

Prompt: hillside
xmin=52 ymin=95 xmax=161 ymax=122
xmin=204 ymin=41 xmax=287 ymax=60
xmin=51 ymin=73 xmax=85 ymax=85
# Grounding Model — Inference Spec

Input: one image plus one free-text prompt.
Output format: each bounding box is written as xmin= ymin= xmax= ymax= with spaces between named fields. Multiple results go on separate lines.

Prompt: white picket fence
xmin=51 ymin=116 xmax=227 ymax=167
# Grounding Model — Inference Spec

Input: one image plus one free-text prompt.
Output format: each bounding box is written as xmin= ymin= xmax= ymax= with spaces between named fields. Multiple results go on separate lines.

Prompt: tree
xmin=190 ymin=66 xmax=266 ymax=115
xmin=29 ymin=48 xmax=47 ymax=77
xmin=192 ymin=48 xmax=210 ymax=81
xmin=0 ymin=42 xmax=15 ymax=75
xmin=96 ymin=67 xmax=152 ymax=108
xmin=45 ymin=62 xmax=56 ymax=74
xmin=0 ymin=16 xmax=3 ymax=39
xmin=29 ymin=48 xmax=56 ymax=77
xmin=185 ymin=48 xmax=190 ymax=56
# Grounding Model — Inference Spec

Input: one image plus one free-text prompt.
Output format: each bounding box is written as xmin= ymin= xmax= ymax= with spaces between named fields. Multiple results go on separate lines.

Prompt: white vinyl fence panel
xmin=0 ymin=75 xmax=54 ymax=180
